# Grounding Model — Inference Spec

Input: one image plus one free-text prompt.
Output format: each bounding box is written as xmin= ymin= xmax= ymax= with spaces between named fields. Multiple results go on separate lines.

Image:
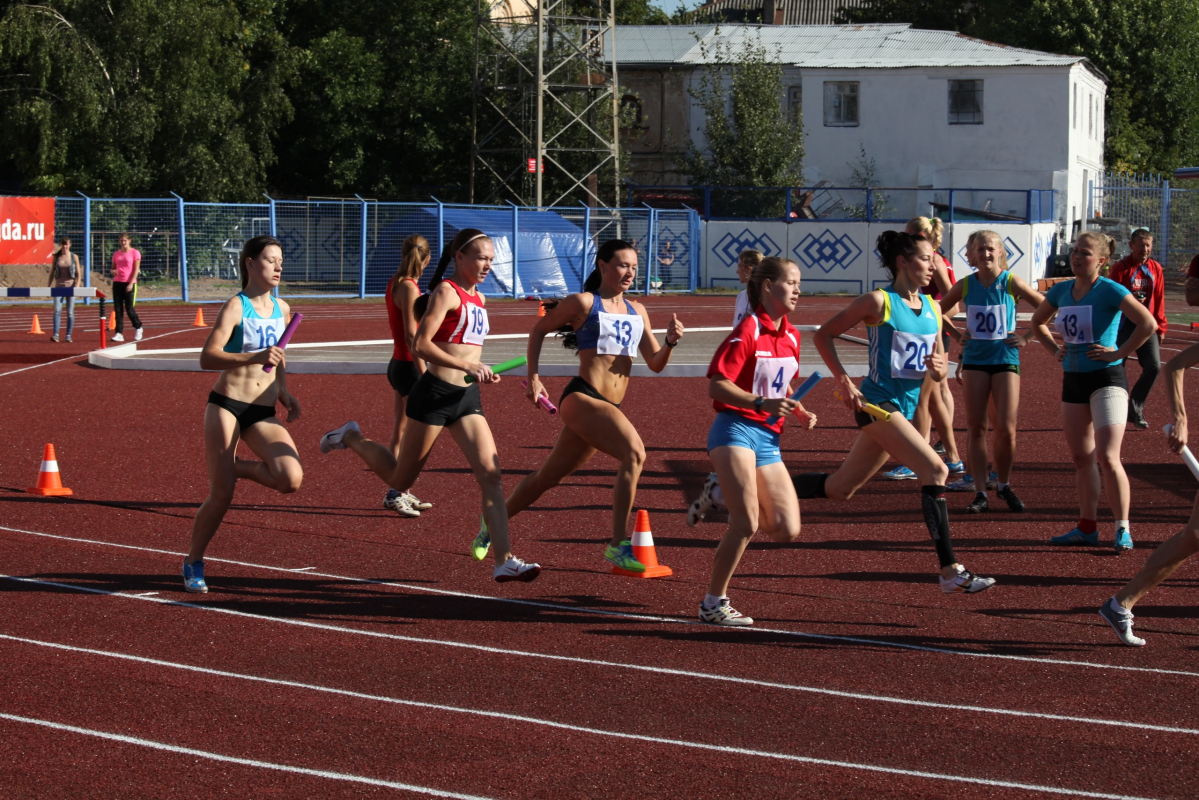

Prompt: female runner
xmin=792 ymin=231 xmax=995 ymax=594
xmin=381 ymin=234 xmax=433 ymax=518
xmin=183 ymin=235 xmax=303 ymax=593
xmin=321 ymin=228 xmax=540 ymax=582
xmin=938 ymin=230 xmax=1054 ymax=513
xmin=477 ymin=239 xmax=684 ymax=572
xmin=1029 ymin=232 xmax=1156 ymax=551
xmin=699 ymin=257 xmax=815 ymax=626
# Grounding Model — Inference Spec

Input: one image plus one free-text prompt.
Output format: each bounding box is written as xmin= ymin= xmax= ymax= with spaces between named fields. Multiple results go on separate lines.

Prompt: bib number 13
xmin=610 ymin=319 xmax=633 ymax=347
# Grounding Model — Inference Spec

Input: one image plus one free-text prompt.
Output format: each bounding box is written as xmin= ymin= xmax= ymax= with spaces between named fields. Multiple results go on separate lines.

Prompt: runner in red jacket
xmin=1108 ymin=229 xmax=1166 ymax=428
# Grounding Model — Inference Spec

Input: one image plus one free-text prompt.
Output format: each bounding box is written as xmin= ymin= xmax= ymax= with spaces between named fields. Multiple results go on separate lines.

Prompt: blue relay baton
xmin=765 ymin=371 xmax=823 ymax=426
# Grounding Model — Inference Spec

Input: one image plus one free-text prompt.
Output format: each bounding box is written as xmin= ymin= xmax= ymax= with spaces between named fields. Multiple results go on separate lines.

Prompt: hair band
xmin=459 ymin=233 xmax=490 ymax=251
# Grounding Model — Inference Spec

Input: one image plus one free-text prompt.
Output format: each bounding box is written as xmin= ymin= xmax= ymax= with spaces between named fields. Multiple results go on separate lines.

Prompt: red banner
xmin=0 ymin=197 xmax=56 ymax=265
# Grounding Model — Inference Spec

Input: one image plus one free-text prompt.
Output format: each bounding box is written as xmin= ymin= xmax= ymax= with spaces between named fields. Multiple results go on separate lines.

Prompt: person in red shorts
xmin=1108 ymin=228 xmax=1166 ymax=428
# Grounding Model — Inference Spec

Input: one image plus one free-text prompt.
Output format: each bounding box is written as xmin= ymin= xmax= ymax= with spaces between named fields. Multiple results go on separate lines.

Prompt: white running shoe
xmin=1099 ymin=597 xmax=1145 ymax=646
xmin=947 ymin=476 xmax=976 ymax=492
xmin=111 ymin=333 xmax=125 ymax=342
xmin=687 ymin=472 xmax=719 ymax=527
xmin=404 ymin=492 xmax=432 ymax=510
xmin=494 ymin=557 xmax=541 ymax=583
xmin=134 ymin=327 xmax=144 ymax=341
xmin=698 ymin=598 xmax=753 ymax=626
xmin=939 ymin=567 xmax=996 ymax=594
xmin=319 ymin=421 xmax=360 ymax=453
xmin=382 ymin=489 xmax=421 ymax=517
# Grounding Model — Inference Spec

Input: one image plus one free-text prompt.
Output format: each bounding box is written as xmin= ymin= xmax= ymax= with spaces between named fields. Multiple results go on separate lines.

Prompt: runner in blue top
xmin=1030 ymin=231 xmax=1157 ymax=551
xmin=939 ymin=230 xmax=1054 ymax=515
xmin=794 ymin=231 xmax=995 ymax=594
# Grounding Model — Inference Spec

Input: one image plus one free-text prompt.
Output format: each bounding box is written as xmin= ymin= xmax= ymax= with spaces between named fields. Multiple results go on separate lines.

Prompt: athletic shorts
xmin=707 ymin=410 xmax=782 ymax=468
xmin=207 ymin=391 xmax=276 ymax=430
xmin=387 ymin=358 xmax=419 ymax=397
xmin=1062 ymin=366 xmax=1128 ymax=405
xmin=406 ymin=372 xmax=484 ymax=426
xmin=854 ymin=401 xmax=902 ymax=429
xmin=962 ymin=363 xmax=1020 ymax=375
xmin=560 ymin=375 xmax=621 ymax=408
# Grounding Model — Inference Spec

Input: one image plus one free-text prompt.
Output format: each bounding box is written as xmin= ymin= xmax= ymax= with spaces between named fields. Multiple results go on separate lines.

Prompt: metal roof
xmin=608 ymin=24 xmax=1095 ymax=73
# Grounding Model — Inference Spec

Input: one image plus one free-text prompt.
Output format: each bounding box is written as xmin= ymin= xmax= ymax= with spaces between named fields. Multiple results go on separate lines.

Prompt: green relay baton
xmin=464 ymin=356 xmax=527 ymax=383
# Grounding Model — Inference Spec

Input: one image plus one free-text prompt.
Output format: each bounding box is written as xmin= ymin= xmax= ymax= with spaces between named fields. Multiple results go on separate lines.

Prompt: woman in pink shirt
xmin=110 ymin=233 xmax=143 ymax=341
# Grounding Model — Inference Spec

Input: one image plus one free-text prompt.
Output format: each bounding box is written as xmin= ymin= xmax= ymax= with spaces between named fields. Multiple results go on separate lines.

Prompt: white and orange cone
xmin=27 ymin=443 xmax=73 ymax=496
xmin=612 ymin=509 xmax=672 ymax=578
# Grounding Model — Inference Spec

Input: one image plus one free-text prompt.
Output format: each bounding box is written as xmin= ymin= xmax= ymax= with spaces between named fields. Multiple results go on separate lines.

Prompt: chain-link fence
xmin=1090 ymin=173 xmax=1199 ymax=275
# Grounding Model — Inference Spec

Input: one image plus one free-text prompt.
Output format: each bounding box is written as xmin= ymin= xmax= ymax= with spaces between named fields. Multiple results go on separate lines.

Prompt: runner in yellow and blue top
xmin=794 ymin=231 xmax=995 ymax=594
xmin=1030 ymin=231 xmax=1157 ymax=552
xmin=939 ymin=230 xmax=1055 ymax=515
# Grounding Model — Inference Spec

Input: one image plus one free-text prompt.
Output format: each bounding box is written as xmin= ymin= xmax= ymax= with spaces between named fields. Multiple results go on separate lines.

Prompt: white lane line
xmin=2 ymin=577 xmax=1197 ymax=739
xmin=291 ymin=567 xmax=316 ymax=572
xmin=0 ymin=712 xmax=494 ymax=799
xmin=2 ymin=525 xmax=1198 ymax=679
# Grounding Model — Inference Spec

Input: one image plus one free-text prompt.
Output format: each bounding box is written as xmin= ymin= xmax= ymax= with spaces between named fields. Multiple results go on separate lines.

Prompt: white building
xmin=614 ymin=23 xmax=1106 ymax=236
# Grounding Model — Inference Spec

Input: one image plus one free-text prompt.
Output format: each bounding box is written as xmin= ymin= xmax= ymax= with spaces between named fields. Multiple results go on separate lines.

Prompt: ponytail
xmin=396 ymin=234 xmax=430 ymax=282
xmin=413 ymin=228 xmax=489 ymax=319
xmin=746 ymin=257 xmax=794 ymax=310
xmin=876 ymin=230 xmax=927 ymax=281
xmin=906 ymin=216 xmax=943 ymax=250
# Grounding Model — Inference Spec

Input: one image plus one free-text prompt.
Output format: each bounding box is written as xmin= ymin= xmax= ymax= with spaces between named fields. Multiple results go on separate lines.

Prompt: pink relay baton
xmin=522 ymin=381 xmax=558 ymax=415
xmin=263 ymin=312 xmax=303 ymax=373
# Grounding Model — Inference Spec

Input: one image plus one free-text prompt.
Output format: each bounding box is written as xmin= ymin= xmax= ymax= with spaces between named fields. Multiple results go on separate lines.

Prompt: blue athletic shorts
xmin=706 ymin=411 xmax=782 ymax=468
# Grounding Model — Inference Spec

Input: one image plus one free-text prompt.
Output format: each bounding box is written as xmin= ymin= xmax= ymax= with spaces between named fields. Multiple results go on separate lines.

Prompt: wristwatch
xmin=753 ymin=396 xmax=765 ymax=412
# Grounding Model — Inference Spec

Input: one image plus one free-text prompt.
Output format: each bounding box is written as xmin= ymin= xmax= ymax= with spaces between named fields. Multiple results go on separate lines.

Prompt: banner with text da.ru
xmin=0 ymin=197 xmax=56 ymax=265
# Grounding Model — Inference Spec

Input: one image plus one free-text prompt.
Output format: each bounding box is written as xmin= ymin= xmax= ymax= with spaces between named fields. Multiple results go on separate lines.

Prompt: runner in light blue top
xmin=862 ymin=287 xmax=942 ymax=420
xmin=1044 ymin=275 xmax=1131 ymax=372
xmin=223 ymin=292 xmax=286 ymax=354
xmin=959 ymin=270 xmax=1020 ymax=366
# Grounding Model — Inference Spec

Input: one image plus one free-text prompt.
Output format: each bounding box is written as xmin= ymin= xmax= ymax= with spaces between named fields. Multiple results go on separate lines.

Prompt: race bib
xmin=1055 ymin=305 xmax=1093 ymax=344
xmin=752 ymin=357 xmax=799 ymax=400
xmin=461 ymin=303 xmax=489 ymax=346
xmin=890 ymin=331 xmax=936 ymax=380
xmin=597 ymin=312 xmax=644 ymax=356
xmin=242 ymin=316 xmax=286 ymax=353
xmin=966 ymin=304 xmax=1007 ymax=341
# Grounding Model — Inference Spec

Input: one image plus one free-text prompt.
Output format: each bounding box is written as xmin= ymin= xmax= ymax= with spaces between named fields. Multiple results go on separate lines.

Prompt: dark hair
xmin=746 ymin=257 xmax=796 ymax=310
xmin=876 ymin=230 xmax=928 ymax=280
xmin=396 ymin=234 xmax=431 ymax=282
xmin=413 ymin=228 xmax=490 ymax=319
xmin=552 ymin=238 xmax=637 ymax=351
xmin=1131 ymin=228 xmax=1153 ymax=243
xmin=238 ymin=234 xmax=283 ymax=289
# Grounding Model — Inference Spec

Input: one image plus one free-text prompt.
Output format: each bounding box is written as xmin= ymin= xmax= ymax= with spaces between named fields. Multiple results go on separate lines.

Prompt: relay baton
xmin=262 ymin=312 xmax=303 ymax=373
xmin=765 ymin=371 xmax=823 ymax=426
xmin=464 ymin=355 xmax=527 ymax=384
xmin=1164 ymin=424 xmax=1199 ymax=482
xmin=833 ymin=390 xmax=892 ymax=422
xmin=522 ymin=380 xmax=559 ymax=415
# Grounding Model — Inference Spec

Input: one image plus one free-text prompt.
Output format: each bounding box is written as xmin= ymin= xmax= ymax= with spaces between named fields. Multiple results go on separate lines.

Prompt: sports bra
xmin=432 ymin=280 xmax=489 ymax=346
xmin=573 ymin=293 xmax=644 ymax=356
xmin=223 ymin=292 xmax=286 ymax=354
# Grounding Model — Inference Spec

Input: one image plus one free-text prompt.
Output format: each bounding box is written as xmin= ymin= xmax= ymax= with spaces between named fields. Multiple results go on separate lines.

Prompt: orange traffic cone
xmin=192 ymin=308 xmax=207 ymax=327
xmin=26 ymin=443 xmax=73 ymax=497
xmin=28 ymin=314 xmax=44 ymax=335
xmin=537 ymin=301 xmax=546 ymax=317
xmin=612 ymin=510 xmax=672 ymax=578
xmin=107 ymin=311 xmax=116 ymax=331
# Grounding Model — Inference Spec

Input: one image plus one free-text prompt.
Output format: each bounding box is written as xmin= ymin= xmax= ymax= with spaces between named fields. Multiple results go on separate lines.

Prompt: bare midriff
xmin=577 ymin=350 xmax=633 ymax=404
xmin=427 ymin=341 xmax=483 ymax=386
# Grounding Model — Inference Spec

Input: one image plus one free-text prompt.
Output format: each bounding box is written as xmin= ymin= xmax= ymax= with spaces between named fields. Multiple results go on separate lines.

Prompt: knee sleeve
xmin=793 ymin=472 xmax=828 ymax=499
xmin=921 ymin=485 xmax=957 ymax=568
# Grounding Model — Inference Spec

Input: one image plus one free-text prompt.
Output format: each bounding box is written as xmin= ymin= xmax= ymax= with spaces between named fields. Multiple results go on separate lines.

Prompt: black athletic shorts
xmin=854 ymin=400 xmax=901 ymax=429
xmin=387 ymin=358 xmax=419 ymax=397
xmin=962 ymin=363 xmax=1020 ymax=375
xmin=406 ymin=372 xmax=484 ymax=426
xmin=560 ymin=375 xmax=621 ymax=408
xmin=207 ymin=391 xmax=276 ymax=430
xmin=1062 ymin=365 xmax=1128 ymax=405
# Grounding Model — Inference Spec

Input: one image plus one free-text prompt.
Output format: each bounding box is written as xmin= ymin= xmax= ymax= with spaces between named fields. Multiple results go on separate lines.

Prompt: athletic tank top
xmin=223 ymin=292 xmax=286 ymax=354
xmin=432 ymin=280 xmax=488 ymax=346
xmin=961 ymin=271 xmax=1019 ymax=366
xmin=573 ymin=293 xmax=643 ymax=356
xmin=386 ymin=275 xmax=416 ymax=361
xmin=732 ymin=290 xmax=752 ymax=327
xmin=861 ymin=288 xmax=941 ymax=419
xmin=1045 ymin=277 xmax=1131 ymax=373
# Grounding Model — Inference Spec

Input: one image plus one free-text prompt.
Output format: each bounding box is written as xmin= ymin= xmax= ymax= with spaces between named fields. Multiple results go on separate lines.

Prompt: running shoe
xmin=111 ymin=333 xmax=125 ymax=342
xmin=65 ymin=335 xmax=72 ymax=343
xmin=387 ymin=492 xmax=421 ymax=518
xmin=932 ymin=440 xmax=946 ymax=456
xmin=1127 ymin=409 xmax=1149 ymax=430
xmin=1114 ymin=528 xmax=1134 ymax=552
xmin=966 ymin=493 xmax=989 ymax=514
xmin=881 ymin=465 xmax=917 ymax=481
xmin=687 ymin=472 xmax=719 ymax=527
xmin=182 ymin=559 xmax=208 ymax=593
xmin=1050 ymin=527 xmax=1098 ymax=546
xmin=605 ymin=540 xmax=646 ymax=573
xmin=996 ymin=485 xmax=1025 ymax=512
xmin=1099 ymin=597 xmax=1146 ymax=646
xmin=698 ymin=598 xmax=753 ymax=626
xmin=986 ymin=471 xmax=998 ymax=491
xmin=135 ymin=327 xmax=144 ymax=341
xmin=472 ymin=516 xmax=491 ymax=561
xmin=319 ymin=421 xmax=360 ymax=453
xmin=947 ymin=475 xmax=976 ymax=492
xmin=494 ymin=557 xmax=540 ymax=583
xmin=405 ymin=492 xmax=432 ymax=510
xmin=944 ymin=460 xmax=965 ymax=475
xmin=51 ymin=334 xmax=59 ymax=343
xmin=939 ymin=567 xmax=996 ymax=594
xmin=385 ymin=488 xmax=432 ymax=512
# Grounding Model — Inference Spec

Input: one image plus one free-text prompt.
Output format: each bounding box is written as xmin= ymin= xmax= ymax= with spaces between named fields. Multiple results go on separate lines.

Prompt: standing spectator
xmin=1109 ymin=229 xmax=1166 ymax=428
xmin=48 ymin=237 xmax=80 ymax=343
xmin=110 ymin=233 xmax=143 ymax=342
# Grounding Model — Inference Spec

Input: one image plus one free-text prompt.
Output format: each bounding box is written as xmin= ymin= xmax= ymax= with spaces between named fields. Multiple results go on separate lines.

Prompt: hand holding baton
xmin=1164 ymin=424 xmax=1199 ymax=481
xmin=263 ymin=312 xmax=302 ymax=373
xmin=464 ymin=356 xmax=527 ymax=384
xmin=765 ymin=371 xmax=823 ymax=426
xmin=522 ymin=380 xmax=558 ymax=415
xmin=833 ymin=389 xmax=892 ymax=422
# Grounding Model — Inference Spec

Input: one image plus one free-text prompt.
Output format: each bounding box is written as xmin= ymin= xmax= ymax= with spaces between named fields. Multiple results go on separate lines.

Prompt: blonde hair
xmin=906 ymin=216 xmax=943 ymax=250
xmin=738 ymin=249 xmax=764 ymax=269
xmin=965 ymin=229 xmax=1009 ymax=272
xmin=396 ymin=234 xmax=430 ymax=281
xmin=1076 ymin=230 xmax=1116 ymax=262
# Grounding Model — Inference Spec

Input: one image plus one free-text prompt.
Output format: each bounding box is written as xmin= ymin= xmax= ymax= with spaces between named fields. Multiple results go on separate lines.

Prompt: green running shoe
xmin=604 ymin=540 xmax=645 ymax=573
xmin=471 ymin=516 xmax=491 ymax=561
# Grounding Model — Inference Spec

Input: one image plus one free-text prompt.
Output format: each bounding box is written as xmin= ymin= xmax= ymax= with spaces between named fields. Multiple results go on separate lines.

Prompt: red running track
xmin=0 ymin=295 xmax=1197 ymax=798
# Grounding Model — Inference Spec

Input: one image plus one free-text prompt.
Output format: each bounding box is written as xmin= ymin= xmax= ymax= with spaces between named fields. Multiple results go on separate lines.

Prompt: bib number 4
xmin=752 ymin=357 xmax=799 ymax=400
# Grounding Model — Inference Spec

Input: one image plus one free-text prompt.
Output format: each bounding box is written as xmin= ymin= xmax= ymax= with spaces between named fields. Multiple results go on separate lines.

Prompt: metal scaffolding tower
xmin=471 ymin=0 xmax=620 ymax=208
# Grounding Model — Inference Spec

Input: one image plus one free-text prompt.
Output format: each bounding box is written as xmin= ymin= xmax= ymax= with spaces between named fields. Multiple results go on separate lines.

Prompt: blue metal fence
xmin=1090 ymin=172 xmax=1199 ymax=272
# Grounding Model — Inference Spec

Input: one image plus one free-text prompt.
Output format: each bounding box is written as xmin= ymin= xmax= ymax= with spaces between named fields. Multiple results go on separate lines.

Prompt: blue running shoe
xmin=987 ymin=471 xmax=999 ymax=491
xmin=947 ymin=475 xmax=976 ymax=492
xmin=1050 ymin=528 xmax=1098 ymax=546
xmin=182 ymin=559 xmax=208 ymax=593
xmin=881 ymin=465 xmax=917 ymax=481
xmin=944 ymin=460 xmax=965 ymax=475
xmin=1114 ymin=528 xmax=1133 ymax=552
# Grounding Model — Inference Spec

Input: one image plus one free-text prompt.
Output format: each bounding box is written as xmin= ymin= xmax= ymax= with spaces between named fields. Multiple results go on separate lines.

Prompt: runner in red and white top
xmin=692 ymin=257 xmax=817 ymax=627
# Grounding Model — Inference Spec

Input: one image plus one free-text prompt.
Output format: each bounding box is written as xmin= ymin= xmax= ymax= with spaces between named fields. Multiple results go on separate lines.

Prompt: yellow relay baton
xmin=833 ymin=390 xmax=892 ymax=422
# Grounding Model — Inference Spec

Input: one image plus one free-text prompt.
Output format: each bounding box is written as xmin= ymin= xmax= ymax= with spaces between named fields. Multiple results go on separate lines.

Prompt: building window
xmin=823 ymin=82 xmax=859 ymax=127
xmin=788 ymin=85 xmax=803 ymax=126
xmin=948 ymin=80 xmax=983 ymax=124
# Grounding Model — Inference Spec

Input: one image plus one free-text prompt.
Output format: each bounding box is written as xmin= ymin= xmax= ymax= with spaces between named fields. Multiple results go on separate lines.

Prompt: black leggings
xmin=1116 ymin=319 xmax=1159 ymax=416
xmin=112 ymin=280 xmax=141 ymax=333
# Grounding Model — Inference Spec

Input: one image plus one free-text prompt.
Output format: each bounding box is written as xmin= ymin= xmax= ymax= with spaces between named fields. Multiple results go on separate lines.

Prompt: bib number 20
xmin=903 ymin=340 xmax=929 ymax=372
